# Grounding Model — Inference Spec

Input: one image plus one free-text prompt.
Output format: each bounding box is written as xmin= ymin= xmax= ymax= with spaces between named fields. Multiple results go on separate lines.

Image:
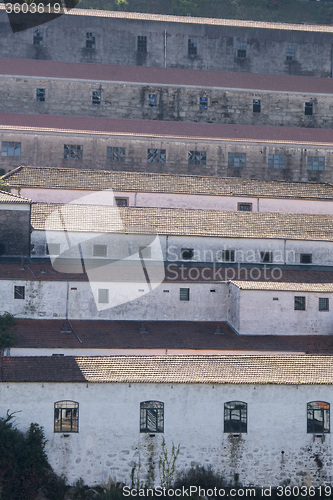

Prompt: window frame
xmin=148 ymin=94 xmax=157 ymax=108
xmin=286 ymin=45 xmax=295 ymax=61
xmin=188 ymin=38 xmax=197 ymax=56
xmin=228 ymin=153 xmax=246 ymax=168
xmin=147 ymin=149 xmax=166 ymax=164
xmin=300 ymin=253 xmax=312 ymax=264
xmin=92 ymin=90 xmax=101 ymax=105
xmin=107 ymin=147 xmax=125 ymax=163
xmin=237 ymin=42 xmax=247 ymax=58
xmin=199 ymin=96 xmax=208 ymax=111
xmin=180 ymin=288 xmax=190 ymax=301
xmin=140 ymin=401 xmax=164 ymax=433
xmin=294 ymin=296 xmax=306 ymax=311
xmin=188 ymin=150 xmax=206 ymax=166
xmin=319 ymin=298 xmax=329 ymax=312
xmin=1 ymin=142 xmax=21 ymax=157
xmin=252 ymin=99 xmax=261 ymax=113
xmin=260 ymin=251 xmax=273 ymax=263
xmin=54 ymin=401 xmax=79 ymax=433
xmin=305 ymin=102 xmax=313 ymax=116
xmin=36 ymin=88 xmax=46 ymax=102
xmin=86 ymin=32 xmax=96 ymax=49
xmin=220 ymin=250 xmax=235 ymax=262
xmin=268 ymin=154 xmax=286 ymax=169
xmin=64 ymin=145 xmax=83 ymax=160
xmin=33 ymin=28 xmax=43 ymax=46
xmin=307 ymin=156 xmax=325 ymax=171
xmin=115 ymin=197 xmax=128 ymax=207
xmin=224 ymin=401 xmax=247 ymax=433
xmin=307 ymin=401 xmax=330 ymax=434
xmin=137 ymin=36 xmax=147 ymax=53
xmin=238 ymin=203 xmax=252 ymax=212
xmin=14 ymin=285 xmax=25 ymax=300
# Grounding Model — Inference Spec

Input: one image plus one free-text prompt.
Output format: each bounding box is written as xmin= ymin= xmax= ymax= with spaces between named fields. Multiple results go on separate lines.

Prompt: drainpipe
xmin=134 ymin=192 xmax=138 ymax=207
xmin=257 ymin=197 xmax=260 ymax=212
xmin=164 ymin=29 xmax=167 ymax=68
xmin=284 ymin=239 xmax=287 ymax=265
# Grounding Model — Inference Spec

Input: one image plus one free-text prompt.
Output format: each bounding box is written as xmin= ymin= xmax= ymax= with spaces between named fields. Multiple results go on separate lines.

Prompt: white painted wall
xmin=1 ymin=382 xmax=332 ymax=488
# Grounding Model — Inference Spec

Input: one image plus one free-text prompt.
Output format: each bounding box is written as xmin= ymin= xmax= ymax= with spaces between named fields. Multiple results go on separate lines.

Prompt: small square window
xmin=33 ymin=28 xmax=43 ymax=46
xmin=286 ymin=45 xmax=295 ymax=61
xmin=253 ymin=99 xmax=261 ymax=113
xmin=307 ymin=156 xmax=325 ymax=171
xmin=36 ymin=88 xmax=45 ymax=102
xmin=180 ymin=288 xmax=190 ymax=301
xmin=14 ymin=285 xmax=25 ymax=300
xmin=238 ymin=203 xmax=252 ymax=211
xmin=300 ymin=253 xmax=312 ymax=264
xmin=188 ymin=151 xmax=206 ymax=166
xmin=98 ymin=289 xmax=109 ymax=304
xmin=188 ymin=38 xmax=197 ymax=56
xmin=137 ymin=36 xmax=147 ymax=53
xmin=307 ymin=401 xmax=330 ymax=433
xmin=221 ymin=250 xmax=235 ymax=262
xmin=64 ymin=145 xmax=83 ymax=160
xmin=54 ymin=401 xmax=79 ymax=433
xmin=107 ymin=147 xmax=125 ymax=163
xmin=199 ymin=97 xmax=208 ymax=111
xmin=319 ymin=298 xmax=329 ymax=311
xmin=115 ymin=197 xmax=128 ymax=207
xmin=305 ymin=102 xmax=313 ymax=116
xmin=86 ymin=32 xmax=95 ymax=49
xmin=181 ymin=248 xmax=194 ymax=260
xmin=237 ymin=42 xmax=247 ymax=58
xmin=92 ymin=91 xmax=101 ymax=105
xmin=268 ymin=154 xmax=286 ymax=169
xmin=148 ymin=94 xmax=157 ymax=108
xmin=46 ymin=243 xmax=60 ymax=255
xmin=140 ymin=401 xmax=164 ymax=433
xmin=228 ymin=153 xmax=246 ymax=168
xmin=93 ymin=244 xmax=107 ymax=257
xmin=139 ymin=246 xmax=151 ymax=259
xmin=260 ymin=252 xmax=273 ymax=263
xmin=147 ymin=149 xmax=166 ymax=164
xmin=224 ymin=401 xmax=247 ymax=433
xmin=2 ymin=142 xmax=21 ymax=157
xmin=294 ymin=296 xmax=306 ymax=311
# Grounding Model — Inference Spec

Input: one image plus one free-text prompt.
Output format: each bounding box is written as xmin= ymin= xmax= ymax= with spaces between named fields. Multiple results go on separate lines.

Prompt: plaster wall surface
xmin=1 ymin=382 xmax=332 ymax=487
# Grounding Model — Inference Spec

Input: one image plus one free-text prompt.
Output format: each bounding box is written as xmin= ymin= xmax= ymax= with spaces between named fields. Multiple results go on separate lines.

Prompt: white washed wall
xmin=1 ymin=382 xmax=332 ymax=487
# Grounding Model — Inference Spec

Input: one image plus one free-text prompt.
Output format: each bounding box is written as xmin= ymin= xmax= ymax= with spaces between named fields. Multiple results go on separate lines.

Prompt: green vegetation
xmin=77 ymin=0 xmax=333 ymax=26
xmin=0 ymin=312 xmax=15 ymax=349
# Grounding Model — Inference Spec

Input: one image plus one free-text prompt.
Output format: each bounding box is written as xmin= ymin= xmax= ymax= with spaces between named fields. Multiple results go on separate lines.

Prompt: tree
xmin=0 ymin=312 xmax=15 ymax=349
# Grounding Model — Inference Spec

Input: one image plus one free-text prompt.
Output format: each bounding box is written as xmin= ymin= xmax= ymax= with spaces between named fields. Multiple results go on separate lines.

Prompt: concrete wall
xmin=2 ymin=130 xmax=333 ymax=183
xmin=1 ymin=382 xmax=333 ymax=487
xmin=1 ymin=11 xmax=333 ymax=76
xmin=0 ymin=203 xmax=30 ymax=256
xmin=1 ymin=75 xmax=332 ymax=128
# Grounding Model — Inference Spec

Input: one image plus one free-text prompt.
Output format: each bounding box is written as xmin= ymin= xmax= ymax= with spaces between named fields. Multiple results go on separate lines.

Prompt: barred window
xmin=319 ymin=298 xmax=329 ymax=311
xmin=307 ymin=156 xmax=325 ymax=171
xmin=268 ymin=154 xmax=286 ymax=169
xmin=188 ymin=38 xmax=197 ymax=56
xmin=137 ymin=36 xmax=147 ymax=53
xmin=180 ymin=288 xmax=190 ymax=301
xmin=2 ymin=142 xmax=21 ymax=157
xmin=286 ymin=45 xmax=295 ymax=61
xmin=253 ymin=99 xmax=261 ymax=113
xmin=224 ymin=401 xmax=247 ymax=433
xmin=294 ymin=296 xmax=306 ymax=311
xmin=307 ymin=402 xmax=330 ymax=434
xmin=14 ymin=285 xmax=25 ymax=300
xmin=237 ymin=42 xmax=247 ymax=58
xmin=238 ymin=203 xmax=252 ymax=211
xmin=140 ymin=401 xmax=164 ymax=433
xmin=228 ymin=153 xmax=246 ymax=168
xmin=33 ymin=28 xmax=43 ymax=45
xmin=199 ymin=97 xmax=208 ymax=110
xmin=92 ymin=91 xmax=101 ymax=105
xmin=54 ymin=401 xmax=79 ymax=433
xmin=86 ymin=32 xmax=95 ymax=49
xmin=148 ymin=94 xmax=157 ymax=108
xmin=188 ymin=151 xmax=206 ymax=166
xmin=260 ymin=251 xmax=273 ymax=263
xmin=64 ymin=145 xmax=83 ymax=160
xmin=147 ymin=149 xmax=166 ymax=164
xmin=36 ymin=88 xmax=45 ymax=102
xmin=305 ymin=102 xmax=313 ymax=116
xmin=107 ymin=147 xmax=125 ymax=163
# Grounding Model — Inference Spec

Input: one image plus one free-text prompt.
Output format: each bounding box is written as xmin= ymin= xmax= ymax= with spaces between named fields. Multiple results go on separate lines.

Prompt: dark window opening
xmin=238 ymin=203 xmax=252 ymax=211
xmin=286 ymin=45 xmax=295 ymax=61
xmin=228 ymin=153 xmax=246 ymax=168
xmin=64 ymin=145 xmax=83 ymax=160
xmin=92 ymin=91 xmax=101 ymax=105
xmin=188 ymin=151 xmax=206 ymax=166
xmin=307 ymin=402 xmax=330 ymax=434
xmin=137 ymin=36 xmax=147 ymax=53
xmin=86 ymin=32 xmax=95 ymax=49
xmin=253 ymin=99 xmax=261 ymax=113
xmin=14 ymin=285 xmax=25 ymax=300
xmin=147 ymin=149 xmax=166 ymax=164
xmin=2 ymin=142 xmax=21 ymax=157
xmin=0 ymin=243 xmax=5 ymax=255
xmin=33 ymin=28 xmax=43 ymax=45
xmin=319 ymin=298 xmax=329 ymax=311
xmin=221 ymin=250 xmax=235 ymax=262
xmin=300 ymin=253 xmax=312 ymax=264
xmin=199 ymin=97 xmax=208 ymax=111
xmin=148 ymin=94 xmax=157 ymax=108
xmin=188 ymin=38 xmax=197 ymax=56
xmin=305 ymin=102 xmax=313 ymax=116
xmin=294 ymin=296 xmax=306 ymax=311
xmin=140 ymin=401 xmax=164 ymax=433
xmin=237 ymin=42 xmax=247 ymax=58
xmin=224 ymin=401 xmax=247 ymax=433
xmin=115 ymin=198 xmax=128 ymax=207
xmin=36 ymin=88 xmax=45 ymax=102
xmin=180 ymin=288 xmax=190 ymax=301
xmin=107 ymin=147 xmax=125 ymax=163
xmin=260 ymin=252 xmax=273 ymax=263
xmin=181 ymin=248 xmax=194 ymax=260
xmin=54 ymin=401 xmax=79 ymax=433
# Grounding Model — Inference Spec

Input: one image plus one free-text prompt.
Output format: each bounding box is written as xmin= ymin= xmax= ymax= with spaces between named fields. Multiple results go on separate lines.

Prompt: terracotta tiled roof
xmin=0 ymin=190 xmax=31 ymax=204
xmin=0 ymin=58 xmax=332 ymax=95
xmin=2 ymin=354 xmax=333 ymax=384
xmin=0 ymin=113 xmax=332 ymax=146
xmin=31 ymin=203 xmax=333 ymax=241
xmin=5 ymin=166 xmax=333 ymax=201
xmin=232 ymin=281 xmax=333 ymax=292
xmin=11 ymin=319 xmax=333 ymax=354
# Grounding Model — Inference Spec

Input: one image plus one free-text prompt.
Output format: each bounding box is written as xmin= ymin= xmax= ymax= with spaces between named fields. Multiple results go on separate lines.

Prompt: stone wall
xmin=0 ymin=75 xmax=331 ymax=128
xmin=1 ymin=11 xmax=333 ymax=76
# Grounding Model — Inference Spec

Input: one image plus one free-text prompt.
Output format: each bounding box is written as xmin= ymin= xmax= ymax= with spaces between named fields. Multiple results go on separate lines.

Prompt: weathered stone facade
xmin=1 ymin=9 xmax=333 ymax=77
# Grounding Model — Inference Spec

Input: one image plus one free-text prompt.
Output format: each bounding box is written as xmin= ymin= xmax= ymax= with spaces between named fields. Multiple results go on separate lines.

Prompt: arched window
xmin=140 ymin=401 xmax=164 ymax=433
xmin=307 ymin=402 xmax=330 ymax=434
xmin=224 ymin=401 xmax=247 ymax=433
xmin=54 ymin=401 xmax=79 ymax=433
